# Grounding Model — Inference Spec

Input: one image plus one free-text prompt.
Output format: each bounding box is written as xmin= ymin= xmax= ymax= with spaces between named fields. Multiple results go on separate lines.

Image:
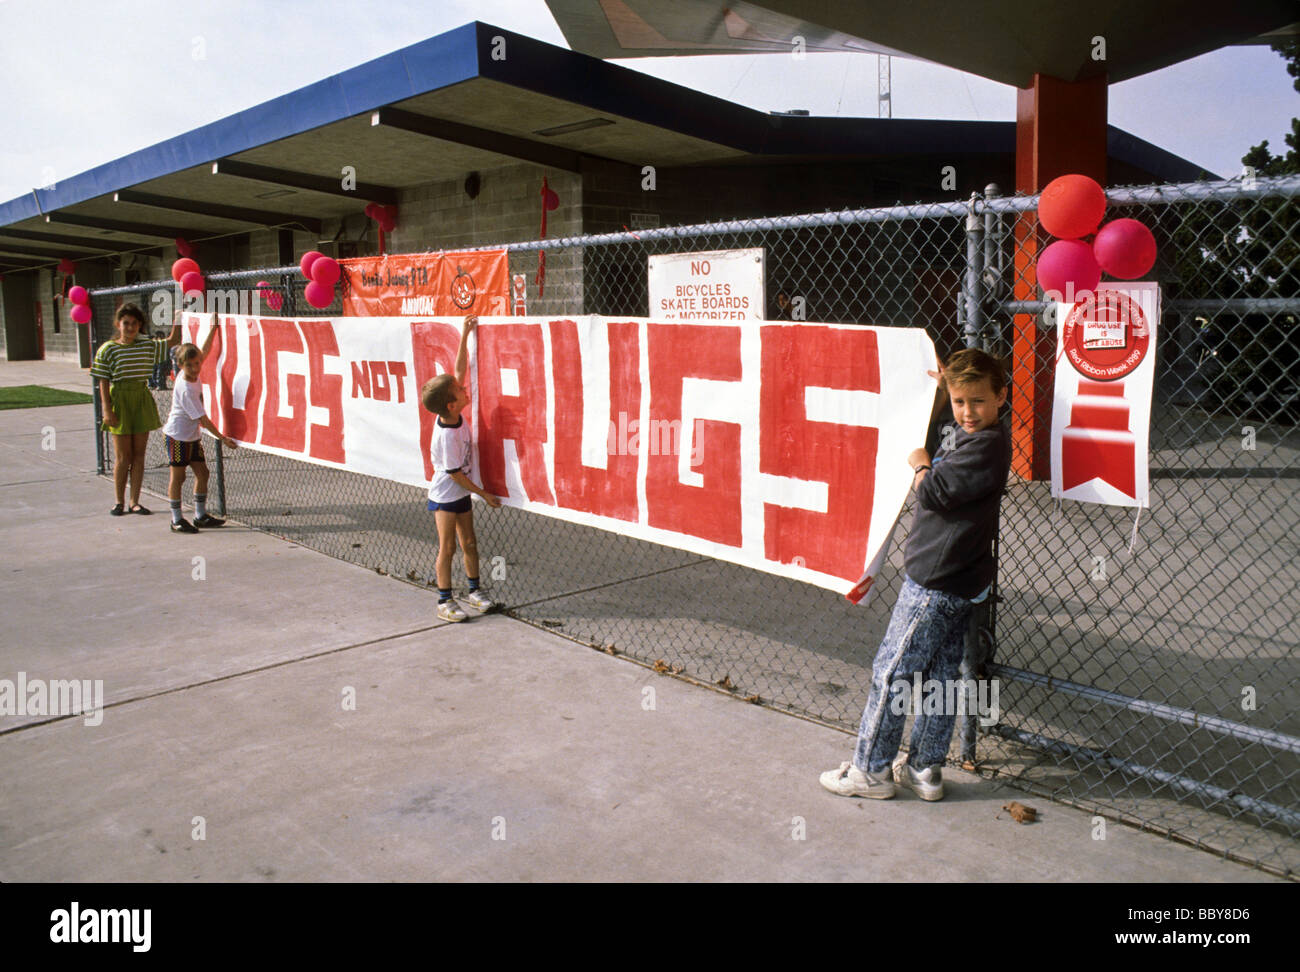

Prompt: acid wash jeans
xmin=853 ymin=575 xmax=974 ymax=774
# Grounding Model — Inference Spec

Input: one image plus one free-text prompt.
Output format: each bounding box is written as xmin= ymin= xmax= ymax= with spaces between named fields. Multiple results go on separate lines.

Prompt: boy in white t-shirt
xmin=419 ymin=315 xmax=501 ymax=622
xmin=161 ymin=320 xmax=238 ymax=534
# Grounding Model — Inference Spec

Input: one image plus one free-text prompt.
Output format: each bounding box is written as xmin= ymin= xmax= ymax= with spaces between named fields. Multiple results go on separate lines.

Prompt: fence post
xmin=89 ymin=308 xmax=105 ymax=475
xmin=960 ymin=190 xmax=992 ymax=761
xmin=213 ymin=439 xmax=227 ymax=516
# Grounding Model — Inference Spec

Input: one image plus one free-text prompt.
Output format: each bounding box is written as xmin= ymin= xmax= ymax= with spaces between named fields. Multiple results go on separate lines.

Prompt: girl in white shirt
xmin=161 ymin=320 xmax=238 ymax=534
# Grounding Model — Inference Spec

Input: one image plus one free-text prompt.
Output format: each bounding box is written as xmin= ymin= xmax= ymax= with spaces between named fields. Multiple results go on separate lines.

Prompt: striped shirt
xmin=91 ymin=338 xmax=167 ymax=383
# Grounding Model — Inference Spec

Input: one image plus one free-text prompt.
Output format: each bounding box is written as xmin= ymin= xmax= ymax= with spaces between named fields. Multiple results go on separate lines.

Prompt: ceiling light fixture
xmin=534 ymin=118 xmax=615 ymax=137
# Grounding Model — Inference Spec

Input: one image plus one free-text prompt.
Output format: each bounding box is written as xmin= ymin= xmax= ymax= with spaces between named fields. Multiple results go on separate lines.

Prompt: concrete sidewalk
xmin=0 ymin=359 xmax=1277 ymax=881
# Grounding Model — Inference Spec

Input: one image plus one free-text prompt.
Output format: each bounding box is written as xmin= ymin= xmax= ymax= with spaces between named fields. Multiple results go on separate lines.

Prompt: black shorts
xmin=426 ymin=495 xmax=472 ymax=514
xmin=165 ymin=436 xmax=206 ymax=467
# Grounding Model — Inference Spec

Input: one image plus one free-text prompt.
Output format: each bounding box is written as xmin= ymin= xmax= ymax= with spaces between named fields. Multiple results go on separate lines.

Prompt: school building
xmin=0 ymin=16 xmax=1228 ymax=364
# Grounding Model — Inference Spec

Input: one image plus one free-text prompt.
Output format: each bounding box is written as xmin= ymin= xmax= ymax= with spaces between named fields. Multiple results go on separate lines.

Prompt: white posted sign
xmin=648 ymin=247 xmax=765 ymax=321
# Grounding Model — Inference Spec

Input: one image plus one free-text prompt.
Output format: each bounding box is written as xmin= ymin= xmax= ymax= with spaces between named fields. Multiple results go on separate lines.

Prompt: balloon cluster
xmin=300 ymin=251 xmax=340 ymax=309
xmin=171 ymin=256 xmax=206 ymax=301
xmin=1036 ymin=174 xmax=1157 ymax=300
xmin=68 ymin=284 xmax=92 ymax=325
xmin=365 ymin=203 xmax=397 ymax=234
xmin=255 ymin=279 xmax=284 ymax=312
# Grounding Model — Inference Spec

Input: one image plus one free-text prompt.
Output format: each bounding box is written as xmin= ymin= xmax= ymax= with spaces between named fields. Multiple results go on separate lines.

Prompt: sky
xmin=0 ymin=0 xmax=1296 ymax=206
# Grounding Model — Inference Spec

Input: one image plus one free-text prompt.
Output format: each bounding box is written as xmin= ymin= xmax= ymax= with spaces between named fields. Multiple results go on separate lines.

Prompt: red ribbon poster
xmin=340 ymin=250 xmax=509 ymax=317
xmin=1050 ymin=282 xmax=1159 ymax=508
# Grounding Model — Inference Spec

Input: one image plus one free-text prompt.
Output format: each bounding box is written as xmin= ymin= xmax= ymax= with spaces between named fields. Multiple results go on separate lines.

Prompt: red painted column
xmin=1012 ymin=73 xmax=1107 ymax=480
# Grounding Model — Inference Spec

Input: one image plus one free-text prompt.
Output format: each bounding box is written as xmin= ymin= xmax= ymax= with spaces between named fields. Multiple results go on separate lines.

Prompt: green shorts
xmin=103 ymin=381 xmax=161 ymax=436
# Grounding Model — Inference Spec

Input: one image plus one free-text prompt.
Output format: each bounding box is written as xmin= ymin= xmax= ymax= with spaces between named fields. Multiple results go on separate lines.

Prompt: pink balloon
xmin=180 ymin=271 xmax=205 ymax=295
xmin=1037 ymin=239 xmax=1100 ymax=301
xmin=266 ymin=291 xmax=284 ymax=312
xmin=304 ymin=281 xmax=334 ymax=309
xmin=300 ymin=251 xmax=325 ymax=278
xmin=310 ymin=256 xmax=340 ymax=286
xmin=1093 ymin=219 xmax=1157 ymax=279
xmin=68 ymin=285 xmax=88 ymax=305
xmin=1039 ymin=174 xmax=1106 ymax=240
xmin=70 ymin=304 xmax=92 ymax=325
xmin=171 ymin=258 xmax=200 ymax=283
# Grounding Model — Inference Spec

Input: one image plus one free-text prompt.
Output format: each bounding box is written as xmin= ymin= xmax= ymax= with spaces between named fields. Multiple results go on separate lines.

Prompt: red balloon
xmin=175 ymin=238 xmax=194 ymax=258
xmin=57 ymin=258 xmax=76 ymax=275
xmin=68 ymin=285 xmax=88 ymax=305
xmin=180 ymin=270 xmax=205 ymax=295
xmin=310 ymin=256 xmax=340 ymax=286
xmin=1038 ymin=174 xmax=1106 ymax=240
xmin=1037 ymin=239 xmax=1100 ymax=300
xmin=265 ymin=291 xmax=284 ymax=312
xmin=70 ymin=304 xmax=92 ymax=325
xmin=304 ymin=281 xmax=334 ymax=308
xmin=171 ymin=258 xmax=200 ymax=283
xmin=364 ymin=202 xmax=379 ymax=219
xmin=300 ymin=250 xmax=325 ymax=278
xmin=1093 ymin=219 xmax=1157 ymax=279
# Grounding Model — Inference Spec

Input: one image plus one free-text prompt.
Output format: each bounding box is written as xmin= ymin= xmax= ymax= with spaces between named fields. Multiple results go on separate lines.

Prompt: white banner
xmin=1050 ymin=282 xmax=1160 ymax=508
xmin=182 ymin=313 xmax=937 ymax=597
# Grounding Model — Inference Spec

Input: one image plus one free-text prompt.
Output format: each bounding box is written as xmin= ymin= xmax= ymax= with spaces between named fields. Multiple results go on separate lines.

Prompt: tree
xmin=1242 ymin=40 xmax=1299 ymax=176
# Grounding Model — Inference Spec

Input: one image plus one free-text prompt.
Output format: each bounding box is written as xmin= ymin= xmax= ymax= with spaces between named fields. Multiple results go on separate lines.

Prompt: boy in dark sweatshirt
xmin=821 ymin=348 xmax=1011 ymax=801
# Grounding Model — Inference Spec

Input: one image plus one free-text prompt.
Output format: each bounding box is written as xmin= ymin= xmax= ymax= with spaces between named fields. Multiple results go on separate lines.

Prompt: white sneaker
xmin=893 ymin=760 xmax=945 ymax=801
xmin=437 ymin=599 xmax=467 ymax=623
xmin=462 ymin=589 xmax=494 ymax=612
xmin=819 ymin=761 xmax=896 ymax=799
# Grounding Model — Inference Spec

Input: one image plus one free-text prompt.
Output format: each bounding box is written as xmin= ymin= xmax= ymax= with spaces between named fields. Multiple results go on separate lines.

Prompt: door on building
xmin=34 ymin=300 xmax=45 ymax=360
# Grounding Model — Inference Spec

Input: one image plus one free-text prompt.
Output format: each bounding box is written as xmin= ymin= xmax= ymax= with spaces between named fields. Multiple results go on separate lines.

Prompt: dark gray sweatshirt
xmin=903 ymin=421 xmax=1012 ymax=599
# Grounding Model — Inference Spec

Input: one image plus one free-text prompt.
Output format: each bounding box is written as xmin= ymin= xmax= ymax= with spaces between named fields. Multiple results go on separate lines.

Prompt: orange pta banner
xmin=340 ymin=250 xmax=510 ymax=317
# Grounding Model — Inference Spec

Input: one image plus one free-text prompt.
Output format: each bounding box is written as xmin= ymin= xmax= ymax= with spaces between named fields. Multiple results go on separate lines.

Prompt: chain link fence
xmin=88 ymin=174 xmax=1299 ymax=877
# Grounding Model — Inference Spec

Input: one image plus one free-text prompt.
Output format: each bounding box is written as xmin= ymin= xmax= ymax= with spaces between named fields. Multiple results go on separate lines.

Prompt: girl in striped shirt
xmin=91 ymin=303 xmax=181 ymax=515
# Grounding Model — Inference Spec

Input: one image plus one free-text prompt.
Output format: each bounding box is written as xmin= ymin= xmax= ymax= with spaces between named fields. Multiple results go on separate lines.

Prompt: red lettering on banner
xmin=388 ymin=362 xmax=408 ymax=403
xmin=549 ymin=319 xmax=640 ymax=521
xmin=351 ymin=360 xmax=409 ymax=404
xmin=370 ymin=361 xmax=392 ymax=401
xmin=645 ymin=323 xmax=742 ymax=547
xmin=299 ymin=321 xmax=345 ymax=463
xmin=218 ymin=319 xmax=262 ymax=442
xmin=759 ymin=325 xmax=880 ymax=579
xmin=351 ymin=361 xmax=371 ymax=398
xmin=260 ymin=320 xmax=306 ymax=453
xmin=476 ymin=323 xmax=555 ymax=504
xmin=410 ymin=321 xmax=462 ymax=481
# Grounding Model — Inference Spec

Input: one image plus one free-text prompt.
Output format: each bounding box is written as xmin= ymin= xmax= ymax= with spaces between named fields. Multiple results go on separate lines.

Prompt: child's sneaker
xmin=462 ymin=589 xmax=494 ymax=612
xmin=819 ymin=761 xmax=895 ymax=799
xmin=893 ymin=760 xmax=945 ymax=801
xmin=437 ymin=600 xmax=467 ymax=623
